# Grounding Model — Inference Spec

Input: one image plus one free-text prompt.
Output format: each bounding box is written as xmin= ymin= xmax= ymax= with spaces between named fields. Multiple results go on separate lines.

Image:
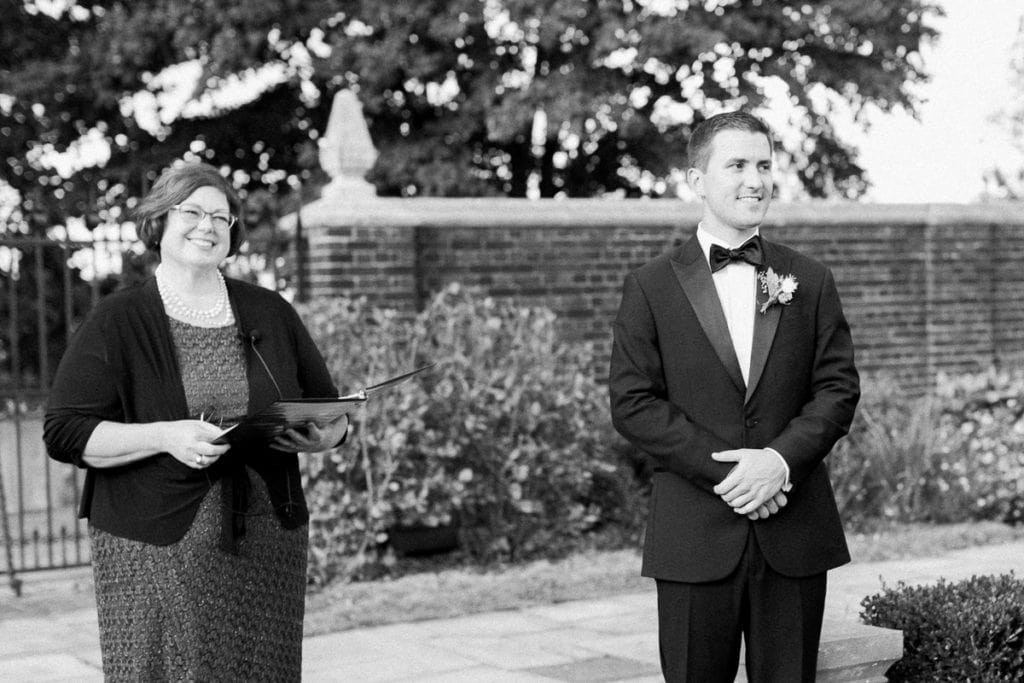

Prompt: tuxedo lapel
xmin=670 ymin=238 xmax=745 ymax=394
xmin=745 ymin=239 xmax=788 ymax=403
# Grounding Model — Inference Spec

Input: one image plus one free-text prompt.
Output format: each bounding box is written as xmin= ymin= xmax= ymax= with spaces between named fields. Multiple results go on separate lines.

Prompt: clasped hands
xmin=712 ymin=448 xmax=790 ymax=520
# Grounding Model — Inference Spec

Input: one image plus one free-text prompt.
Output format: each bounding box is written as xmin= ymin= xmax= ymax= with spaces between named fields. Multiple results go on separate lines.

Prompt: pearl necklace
xmin=156 ymin=264 xmax=230 ymax=324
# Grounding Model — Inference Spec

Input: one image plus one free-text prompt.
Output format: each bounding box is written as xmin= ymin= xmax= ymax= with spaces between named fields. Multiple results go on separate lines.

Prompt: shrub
xmin=831 ymin=369 xmax=1024 ymax=530
xmin=830 ymin=376 xmax=972 ymax=528
xmin=860 ymin=573 xmax=1024 ymax=681
xmin=934 ymin=367 xmax=1024 ymax=526
xmin=297 ymin=284 xmax=644 ymax=585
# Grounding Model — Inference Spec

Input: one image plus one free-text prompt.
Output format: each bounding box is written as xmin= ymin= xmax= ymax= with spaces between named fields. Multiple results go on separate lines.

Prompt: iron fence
xmin=0 ymin=234 xmax=122 ymax=594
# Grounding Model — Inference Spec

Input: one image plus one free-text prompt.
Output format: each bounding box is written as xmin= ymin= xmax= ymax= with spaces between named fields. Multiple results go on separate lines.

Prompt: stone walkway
xmin=1 ymin=540 xmax=1021 ymax=682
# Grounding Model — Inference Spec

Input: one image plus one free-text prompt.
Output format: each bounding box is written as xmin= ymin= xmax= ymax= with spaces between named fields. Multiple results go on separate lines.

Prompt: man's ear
xmin=686 ymin=167 xmax=705 ymax=199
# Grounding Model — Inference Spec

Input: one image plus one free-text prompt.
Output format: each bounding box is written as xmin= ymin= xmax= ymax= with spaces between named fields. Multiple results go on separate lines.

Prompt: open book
xmin=212 ymin=363 xmax=433 ymax=445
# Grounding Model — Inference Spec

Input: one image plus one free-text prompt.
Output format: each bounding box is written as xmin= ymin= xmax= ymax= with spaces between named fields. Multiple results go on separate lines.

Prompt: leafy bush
xmin=831 ymin=369 xmax=1024 ymax=530
xmin=861 ymin=573 xmax=1024 ymax=681
xmin=934 ymin=367 xmax=1024 ymax=526
xmin=297 ymin=284 xmax=644 ymax=585
xmin=830 ymin=376 xmax=971 ymax=528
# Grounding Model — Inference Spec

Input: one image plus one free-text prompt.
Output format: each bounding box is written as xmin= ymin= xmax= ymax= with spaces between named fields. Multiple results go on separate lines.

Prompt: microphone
xmin=240 ymin=327 xmax=282 ymax=399
xmin=238 ymin=329 xmax=262 ymax=345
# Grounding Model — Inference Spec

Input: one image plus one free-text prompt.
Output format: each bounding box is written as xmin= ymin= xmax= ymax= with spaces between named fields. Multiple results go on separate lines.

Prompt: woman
xmin=44 ymin=162 xmax=348 ymax=681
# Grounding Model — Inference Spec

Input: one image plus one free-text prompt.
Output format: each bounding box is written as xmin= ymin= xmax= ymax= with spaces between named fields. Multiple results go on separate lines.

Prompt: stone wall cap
xmin=280 ymin=197 xmax=1024 ymax=233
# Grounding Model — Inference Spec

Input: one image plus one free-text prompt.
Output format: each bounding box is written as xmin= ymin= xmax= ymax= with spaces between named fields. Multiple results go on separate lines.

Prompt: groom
xmin=609 ymin=111 xmax=860 ymax=682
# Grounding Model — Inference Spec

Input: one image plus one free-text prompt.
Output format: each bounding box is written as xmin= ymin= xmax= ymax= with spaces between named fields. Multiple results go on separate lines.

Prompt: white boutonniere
xmin=758 ymin=267 xmax=798 ymax=314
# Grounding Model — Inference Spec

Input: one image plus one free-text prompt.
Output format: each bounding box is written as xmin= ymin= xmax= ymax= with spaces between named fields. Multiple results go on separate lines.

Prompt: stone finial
xmin=318 ymin=90 xmax=379 ymax=197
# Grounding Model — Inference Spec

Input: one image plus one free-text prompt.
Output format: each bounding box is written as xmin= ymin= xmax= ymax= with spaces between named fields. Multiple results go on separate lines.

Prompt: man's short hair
xmin=686 ymin=111 xmax=774 ymax=171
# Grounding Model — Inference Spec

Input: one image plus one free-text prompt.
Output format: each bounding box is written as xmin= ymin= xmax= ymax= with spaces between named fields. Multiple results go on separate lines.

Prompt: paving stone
xmin=403 ymin=666 xmax=556 ymax=682
xmin=818 ymin=619 xmax=903 ymax=671
xmin=504 ymin=629 xmax=615 ymax=661
xmin=0 ymin=654 xmax=103 ymax=682
xmin=426 ymin=633 xmax=574 ymax=670
xmin=416 ymin=610 xmax=560 ymax=637
xmin=303 ymin=640 xmax=476 ymax=681
xmin=303 ymin=631 xmax=477 ymax=671
xmin=523 ymin=595 xmax=648 ymax=623
xmin=561 ymin=630 xmax=659 ymax=667
xmin=525 ymin=654 xmax=661 ymax=682
xmin=573 ymin=609 xmax=657 ymax=635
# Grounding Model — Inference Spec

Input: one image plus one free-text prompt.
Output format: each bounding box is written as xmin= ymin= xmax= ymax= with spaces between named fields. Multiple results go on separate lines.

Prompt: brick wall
xmin=289 ymin=197 xmax=1024 ymax=392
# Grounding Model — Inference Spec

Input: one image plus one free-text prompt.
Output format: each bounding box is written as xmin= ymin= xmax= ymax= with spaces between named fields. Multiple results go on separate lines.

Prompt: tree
xmin=325 ymin=0 xmax=941 ymax=199
xmin=984 ymin=13 xmax=1024 ymax=200
xmin=1 ymin=0 xmax=942 ymax=233
xmin=1 ymin=0 xmax=336 ymax=237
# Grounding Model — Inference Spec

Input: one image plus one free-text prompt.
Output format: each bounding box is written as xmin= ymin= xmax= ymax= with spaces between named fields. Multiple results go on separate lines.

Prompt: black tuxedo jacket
xmin=609 ymin=235 xmax=859 ymax=582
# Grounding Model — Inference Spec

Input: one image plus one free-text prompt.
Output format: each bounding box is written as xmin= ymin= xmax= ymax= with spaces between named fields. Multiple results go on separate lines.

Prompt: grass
xmin=4 ymin=520 xmax=1020 ymax=631
xmin=845 ymin=520 xmax=1024 ymax=562
xmin=303 ymin=548 xmax=649 ymax=636
xmin=303 ymin=521 xmax=1024 ymax=637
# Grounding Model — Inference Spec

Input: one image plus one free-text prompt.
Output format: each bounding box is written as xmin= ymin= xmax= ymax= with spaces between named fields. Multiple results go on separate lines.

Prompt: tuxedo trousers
xmin=655 ymin=527 xmax=827 ymax=683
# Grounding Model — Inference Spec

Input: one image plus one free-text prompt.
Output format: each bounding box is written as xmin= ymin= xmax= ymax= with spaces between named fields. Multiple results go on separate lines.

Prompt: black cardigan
xmin=44 ymin=276 xmax=338 ymax=546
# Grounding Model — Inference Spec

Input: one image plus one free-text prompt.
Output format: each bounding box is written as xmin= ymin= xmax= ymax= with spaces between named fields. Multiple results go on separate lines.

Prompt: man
xmin=609 ymin=110 xmax=860 ymax=682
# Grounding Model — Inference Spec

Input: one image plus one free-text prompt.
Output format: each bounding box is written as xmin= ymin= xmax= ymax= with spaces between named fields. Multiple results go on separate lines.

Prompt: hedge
xmin=861 ymin=573 xmax=1024 ymax=681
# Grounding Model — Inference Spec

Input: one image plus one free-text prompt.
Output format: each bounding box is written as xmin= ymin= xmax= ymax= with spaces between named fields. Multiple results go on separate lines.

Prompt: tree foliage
xmin=332 ymin=0 xmax=941 ymax=199
xmin=1 ymin=0 xmax=942 ymax=236
xmin=1 ymin=0 xmax=337 ymax=237
xmin=985 ymin=13 xmax=1024 ymax=200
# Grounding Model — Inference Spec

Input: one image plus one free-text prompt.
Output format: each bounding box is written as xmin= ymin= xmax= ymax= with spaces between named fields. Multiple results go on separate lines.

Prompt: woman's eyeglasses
xmin=171 ymin=203 xmax=237 ymax=230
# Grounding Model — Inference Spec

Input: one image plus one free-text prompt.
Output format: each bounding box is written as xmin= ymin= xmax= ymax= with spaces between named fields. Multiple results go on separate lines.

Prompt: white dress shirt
xmin=695 ymin=225 xmax=791 ymax=489
xmin=696 ymin=226 xmax=758 ymax=385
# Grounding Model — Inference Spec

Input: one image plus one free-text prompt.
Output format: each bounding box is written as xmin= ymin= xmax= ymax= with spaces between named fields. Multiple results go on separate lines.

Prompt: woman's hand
xmin=161 ymin=420 xmax=231 ymax=469
xmin=271 ymin=413 xmax=350 ymax=453
xmin=82 ymin=419 xmax=231 ymax=469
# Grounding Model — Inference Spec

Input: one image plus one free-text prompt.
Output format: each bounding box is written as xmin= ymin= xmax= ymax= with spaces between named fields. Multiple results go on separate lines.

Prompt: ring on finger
xmin=195 ymin=454 xmax=204 ymax=466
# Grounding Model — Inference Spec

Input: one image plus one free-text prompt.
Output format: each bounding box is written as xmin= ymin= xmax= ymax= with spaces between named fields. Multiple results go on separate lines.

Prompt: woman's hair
xmin=134 ymin=162 xmax=245 ymax=256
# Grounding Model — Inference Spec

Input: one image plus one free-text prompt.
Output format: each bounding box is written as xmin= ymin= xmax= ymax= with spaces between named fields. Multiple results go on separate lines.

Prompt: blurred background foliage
xmin=299 ymin=284 xmax=644 ymax=585
xmin=2 ymin=0 xmax=944 ymax=243
xmin=831 ymin=368 xmax=1024 ymax=530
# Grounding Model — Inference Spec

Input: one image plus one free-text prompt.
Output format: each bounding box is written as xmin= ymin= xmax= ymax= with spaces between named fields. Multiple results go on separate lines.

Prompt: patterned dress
xmin=89 ymin=320 xmax=308 ymax=682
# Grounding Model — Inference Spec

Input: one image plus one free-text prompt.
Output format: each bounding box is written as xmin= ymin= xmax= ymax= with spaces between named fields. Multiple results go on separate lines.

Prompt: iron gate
xmin=0 ymin=234 xmax=123 ymax=594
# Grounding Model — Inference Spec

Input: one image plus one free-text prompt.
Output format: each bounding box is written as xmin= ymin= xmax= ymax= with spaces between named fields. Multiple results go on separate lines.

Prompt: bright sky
xmin=853 ymin=0 xmax=1023 ymax=203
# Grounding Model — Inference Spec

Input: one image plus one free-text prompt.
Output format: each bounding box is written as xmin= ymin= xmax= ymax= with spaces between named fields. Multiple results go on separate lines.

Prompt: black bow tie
xmin=709 ymin=239 xmax=763 ymax=273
